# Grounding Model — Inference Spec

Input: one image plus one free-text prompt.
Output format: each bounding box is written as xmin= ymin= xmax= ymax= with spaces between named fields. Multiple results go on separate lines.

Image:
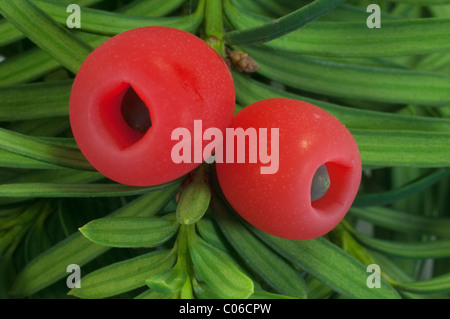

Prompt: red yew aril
xmin=69 ymin=26 xmax=235 ymax=186
xmin=216 ymin=98 xmax=362 ymax=240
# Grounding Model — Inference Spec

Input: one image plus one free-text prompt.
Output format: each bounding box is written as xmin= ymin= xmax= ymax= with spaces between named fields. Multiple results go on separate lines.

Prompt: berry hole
xmin=121 ymin=86 xmax=152 ymax=134
xmin=99 ymin=84 xmax=152 ymax=150
xmin=311 ymin=164 xmax=330 ymax=202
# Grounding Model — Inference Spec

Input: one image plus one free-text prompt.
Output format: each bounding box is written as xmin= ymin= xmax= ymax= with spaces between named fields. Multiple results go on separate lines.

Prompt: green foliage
xmin=212 ymin=195 xmax=308 ymax=298
xmin=225 ymin=0 xmax=450 ymax=57
xmin=0 ymin=0 xmax=449 ymax=300
xmin=176 ymin=165 xmax=211 ymax=225
xmin=69 ymin=249 xmax=177 ymax=299
xmin=187 ymin=224 xmax=255 ymax=299
xmin=80 ymin=216 xmax=179 ymax=248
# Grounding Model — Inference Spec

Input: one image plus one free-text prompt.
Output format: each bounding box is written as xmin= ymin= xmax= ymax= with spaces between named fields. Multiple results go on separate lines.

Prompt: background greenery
xmin=0 ymin=0 xmax=449 ymax=299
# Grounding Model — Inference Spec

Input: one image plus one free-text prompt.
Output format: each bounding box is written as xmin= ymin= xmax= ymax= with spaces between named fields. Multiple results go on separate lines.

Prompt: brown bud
xmin=226 ymin=48 xmax=259 ymax=73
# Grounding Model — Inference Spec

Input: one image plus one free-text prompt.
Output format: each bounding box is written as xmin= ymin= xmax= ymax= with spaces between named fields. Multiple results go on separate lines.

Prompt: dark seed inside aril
xmin=311 ymin=164 xmax=330 ymax=201
xmin=121 ymin=86 xmax=151 ymax=134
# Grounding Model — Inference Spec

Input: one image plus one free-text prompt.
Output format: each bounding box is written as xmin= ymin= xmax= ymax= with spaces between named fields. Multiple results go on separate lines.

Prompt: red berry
xmin=69 ymin=27 xmax=235 ymax=186
xmin=216 ymin=98 xmax=362 ymax=240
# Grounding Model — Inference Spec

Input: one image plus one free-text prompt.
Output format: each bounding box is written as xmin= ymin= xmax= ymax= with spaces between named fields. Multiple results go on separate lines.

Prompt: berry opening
xmin=121 ymin=86 xmax=152 ymax=134
xmin=311 ymin=164 xmax=330 ymax=202
xmin=311 ymin=162 xmax=355 ymax=212
xmin=99 ymin=84 xmax=151 ymax=150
